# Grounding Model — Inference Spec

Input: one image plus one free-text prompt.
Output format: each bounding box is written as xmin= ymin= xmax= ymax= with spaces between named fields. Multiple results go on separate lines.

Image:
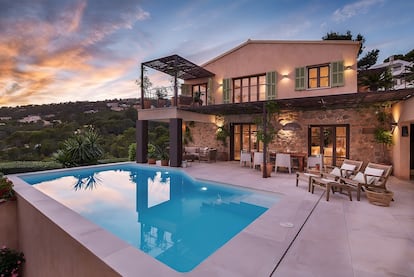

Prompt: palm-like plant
xmin=54 ymin=128 xmax=104 ymax=167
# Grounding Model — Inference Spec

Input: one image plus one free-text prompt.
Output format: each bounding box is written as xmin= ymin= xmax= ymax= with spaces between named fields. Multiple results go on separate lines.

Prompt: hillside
xmin=0 ymin=99 xmax=141 ymax=161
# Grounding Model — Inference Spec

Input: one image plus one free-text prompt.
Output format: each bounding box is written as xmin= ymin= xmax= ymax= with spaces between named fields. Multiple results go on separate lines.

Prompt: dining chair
xmin=252 ymin=151 xmax=263 ymax=169
xmin=275 ymin=153 xmax=292 ymax=174
xmin=240 ymin=150 xmax=251 ymax=167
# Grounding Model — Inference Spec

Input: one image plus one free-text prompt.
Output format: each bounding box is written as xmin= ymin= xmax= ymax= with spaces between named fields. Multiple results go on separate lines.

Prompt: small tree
xmin=254 ymin=102 xmax=280 ymax=178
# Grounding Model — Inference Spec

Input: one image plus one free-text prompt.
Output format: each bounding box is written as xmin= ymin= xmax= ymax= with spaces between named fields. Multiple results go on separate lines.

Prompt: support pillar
xmin=169 ymin=118 xmax=182 ymax=167
xmin=136 ymin=120 xmax=148 ymax=163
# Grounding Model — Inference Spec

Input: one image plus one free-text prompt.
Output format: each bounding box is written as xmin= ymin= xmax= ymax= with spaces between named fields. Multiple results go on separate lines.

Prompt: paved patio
xmin=182 ymin=161 xmax=414 ymax=277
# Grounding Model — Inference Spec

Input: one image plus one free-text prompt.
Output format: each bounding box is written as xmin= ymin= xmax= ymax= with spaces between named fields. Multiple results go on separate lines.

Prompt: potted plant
xmin=155 ymin=144 xmax=169 ymax=166
xmin=147 ymin=143 xmax=157 ymax=164
xmin=255 ymin=102 xmax=280 ymax=178
xmin=193 ymin=91 xmax=203 ymax=106
xmin=155 ymin=87 xmax=168 ymax=108
xmin=0 ymin=245 xmax=25 ymax=276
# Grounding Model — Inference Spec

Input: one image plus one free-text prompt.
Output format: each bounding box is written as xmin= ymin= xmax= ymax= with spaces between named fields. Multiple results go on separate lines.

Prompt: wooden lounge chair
xmin=322 ymin=159 xmax=364 ymax=180
xmin=311 ymin=176 xmax=353 ymax=201
xmin=309 ymin=159 xmax=363 ymax=200
xmin=296 ymin=155 xmax=323 ymax=191
xmin=339 ymin=162 xmax=393 ymax=201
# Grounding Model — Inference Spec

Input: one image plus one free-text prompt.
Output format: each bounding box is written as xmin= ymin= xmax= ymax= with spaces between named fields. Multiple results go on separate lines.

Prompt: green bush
xmin=128 ymin=143 xmax=136 ymax=161
xmin=97 ymin=158 xmax=129 ymax=164
xmin=0 ymin=161 xmax=63 ymax=174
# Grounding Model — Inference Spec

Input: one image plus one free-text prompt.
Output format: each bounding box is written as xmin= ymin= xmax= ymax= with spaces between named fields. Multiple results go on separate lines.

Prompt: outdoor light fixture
xmin=391 ymin=122 xmax=398 ymax=133
xmin=282 ymin=74 xmax=289 ymax=78
xmin=345 ymin=65 xmax=353 ymax=70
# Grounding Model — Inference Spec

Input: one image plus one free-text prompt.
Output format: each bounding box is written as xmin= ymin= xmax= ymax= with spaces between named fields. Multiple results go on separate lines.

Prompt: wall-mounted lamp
xmin=282 ymin=74 xmax=289 ymax=79
xmin=345 ymin=65 xmax=353 ymax=70
xmin=391 ymin=122 xmax=398 ymax=133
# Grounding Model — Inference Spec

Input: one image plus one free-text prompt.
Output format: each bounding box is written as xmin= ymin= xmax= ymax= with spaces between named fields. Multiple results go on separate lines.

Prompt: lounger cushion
xmin=330 ymin=167 xmax=342 ymax=177
xmin=352 ymin=167 xmax=384 ymax=184
xmin=341 ymin=163 xmax=356 ymax=171
xmin=364 ymin=167 xmax=384 ymax=184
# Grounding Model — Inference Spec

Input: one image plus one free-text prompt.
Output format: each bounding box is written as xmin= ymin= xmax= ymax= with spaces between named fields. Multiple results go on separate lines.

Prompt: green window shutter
xmin=207 ymin=78 xmax=213 ymax=104
xmin=331 ymin=61 xmax=344 ymax=87
xmin=266 ymin=71 xmax=277 ymax=100
xmin=223 ymin=78 xmax=231 ymax=104
xmin=295 ymin=67 xmax=305 ymax=90
xmin=181 ymin=84 xmax=191 ymax=96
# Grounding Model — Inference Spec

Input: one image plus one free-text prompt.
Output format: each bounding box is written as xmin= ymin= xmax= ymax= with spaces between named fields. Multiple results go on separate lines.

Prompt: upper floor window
xmin=308 ymin=65 xmax=329 ymax=89
xmin=295 ymin=61 xmax=344 ymax=91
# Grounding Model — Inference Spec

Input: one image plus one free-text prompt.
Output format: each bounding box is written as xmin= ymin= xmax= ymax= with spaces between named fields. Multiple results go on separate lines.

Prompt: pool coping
xmin=8 ymin=162 xmax=323 ymax=276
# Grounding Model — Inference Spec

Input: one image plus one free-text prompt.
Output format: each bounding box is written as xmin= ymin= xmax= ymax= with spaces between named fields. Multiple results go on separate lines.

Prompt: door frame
xmin=308 ymin=124 xmax=350 ymax=166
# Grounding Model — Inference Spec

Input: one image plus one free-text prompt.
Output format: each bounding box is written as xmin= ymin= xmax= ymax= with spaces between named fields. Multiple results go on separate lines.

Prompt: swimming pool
xmin=20 ymin=163 xmax=279 ymax=272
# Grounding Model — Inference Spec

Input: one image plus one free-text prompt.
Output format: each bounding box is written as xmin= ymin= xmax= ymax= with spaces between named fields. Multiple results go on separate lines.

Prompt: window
xmin=192 ymin=83 xmax=207 ymax=105
xmin=231 ymin=74 xmax=270 ymax=103
xmin=308 ymin=65 xmax=329 ymax=89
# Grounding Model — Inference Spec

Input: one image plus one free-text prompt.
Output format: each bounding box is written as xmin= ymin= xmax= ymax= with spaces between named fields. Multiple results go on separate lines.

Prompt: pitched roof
xmin=202 ymin=39 xmax=361 ymax=67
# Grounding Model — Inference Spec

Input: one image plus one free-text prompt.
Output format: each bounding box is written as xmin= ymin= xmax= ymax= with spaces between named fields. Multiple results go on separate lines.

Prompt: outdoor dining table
xmin=269 ymin=152 xmax=306 ymax=172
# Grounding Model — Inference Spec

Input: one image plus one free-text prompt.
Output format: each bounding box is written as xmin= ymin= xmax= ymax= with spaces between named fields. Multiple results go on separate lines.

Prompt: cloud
xmin=332 ymin=0 xmax=385 ymax=22
xmin=0 ymin=0 xmax=150 ymax=107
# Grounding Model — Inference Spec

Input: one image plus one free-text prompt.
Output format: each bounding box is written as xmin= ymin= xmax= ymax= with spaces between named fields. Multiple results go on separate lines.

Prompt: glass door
xmin=232 ymin=123 xmax=258 ymax=160
xmin=309 ymin=125 xmax=349 ymax=166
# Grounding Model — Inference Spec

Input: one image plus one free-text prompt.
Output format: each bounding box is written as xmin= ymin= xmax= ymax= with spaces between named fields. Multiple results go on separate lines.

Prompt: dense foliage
xmin=0 ymin=100 xmax=138 ymax=162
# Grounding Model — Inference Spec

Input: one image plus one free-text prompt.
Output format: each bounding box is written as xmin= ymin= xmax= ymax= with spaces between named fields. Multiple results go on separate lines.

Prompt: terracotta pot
xmin=161 ymin=160 xmax=169 ymax=166
xmin=148 ymin=158 xmax=156 ymax=164
xmin=261 ymin=163 xmax=273 ymax=177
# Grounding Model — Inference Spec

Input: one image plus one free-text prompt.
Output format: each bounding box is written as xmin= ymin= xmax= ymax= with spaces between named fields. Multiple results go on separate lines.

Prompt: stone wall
xmin=269 ymin=107 xmax=391 ymax=164
xmin=187 ymin=106 xmax=392 ymax=165
xmin=185 ymin=122 xmax=229 ymax=160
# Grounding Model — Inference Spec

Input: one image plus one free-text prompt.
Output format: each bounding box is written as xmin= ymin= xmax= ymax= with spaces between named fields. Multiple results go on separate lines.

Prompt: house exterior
xmin=137 ymin=40 xmax=414 ymax=180
xmin=369 ymin=57 xmax=414 ymax=90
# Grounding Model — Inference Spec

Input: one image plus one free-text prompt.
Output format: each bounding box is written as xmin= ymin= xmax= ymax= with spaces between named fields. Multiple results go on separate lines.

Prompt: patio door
xmin=231 ymin=123 xmax=258 ymax=160
xmin=309 ymin=125 xmax=349 ymax=166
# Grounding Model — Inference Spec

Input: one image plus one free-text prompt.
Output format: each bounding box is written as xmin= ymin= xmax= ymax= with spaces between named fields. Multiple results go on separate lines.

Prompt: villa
xmin=2 ymin=40 xmax=414 ymax=277
xmin=137 ymin=39 xmax=414 ymax=180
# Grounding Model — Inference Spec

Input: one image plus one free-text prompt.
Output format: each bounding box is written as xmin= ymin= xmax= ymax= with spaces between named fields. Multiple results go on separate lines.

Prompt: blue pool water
xmin=21 ymin=163 xmax=279 ymax=272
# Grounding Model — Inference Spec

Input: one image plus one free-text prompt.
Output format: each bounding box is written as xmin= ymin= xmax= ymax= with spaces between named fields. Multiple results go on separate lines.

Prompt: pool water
xmin=21 ymin=163 xmax=279 ymax=272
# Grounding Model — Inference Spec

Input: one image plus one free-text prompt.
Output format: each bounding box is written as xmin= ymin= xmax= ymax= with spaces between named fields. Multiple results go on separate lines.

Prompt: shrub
xmin=0 ymin=161 xmax=63 ymax=174
xmin=128 ymin=143 xmax=136 ymax=161
xmin=0 ymin=177 xmax=14 ymax=201
xmin=54 ymin=128 xmax=104 ymax=167
xmin=0 ymin=246 xmax=25 ymax=276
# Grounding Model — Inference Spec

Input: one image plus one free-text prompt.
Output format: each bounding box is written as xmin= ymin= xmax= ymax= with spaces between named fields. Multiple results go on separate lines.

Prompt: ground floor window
xmin=309 ymin=124 xmax=349 ymax=166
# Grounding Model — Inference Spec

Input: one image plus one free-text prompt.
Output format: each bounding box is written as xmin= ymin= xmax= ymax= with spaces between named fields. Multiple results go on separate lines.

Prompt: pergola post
xmin=169 ymin=118 xmax=182 ymax=167
xmin=140 ymin=64 xmax=144 ymax=109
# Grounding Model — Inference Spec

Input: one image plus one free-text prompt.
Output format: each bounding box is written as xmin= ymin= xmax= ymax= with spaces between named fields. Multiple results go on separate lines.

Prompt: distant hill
xmin=0 ymin=99 xmax=140 ymax=162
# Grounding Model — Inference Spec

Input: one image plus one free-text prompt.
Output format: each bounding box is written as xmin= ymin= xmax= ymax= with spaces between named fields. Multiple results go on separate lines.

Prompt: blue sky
xmin=0 ymin=0 xmax=413 ymax=107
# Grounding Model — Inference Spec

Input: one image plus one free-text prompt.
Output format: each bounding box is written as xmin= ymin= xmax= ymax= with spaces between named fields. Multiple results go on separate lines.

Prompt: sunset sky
xmin=1 ymin=0 xmax=413 ymax=107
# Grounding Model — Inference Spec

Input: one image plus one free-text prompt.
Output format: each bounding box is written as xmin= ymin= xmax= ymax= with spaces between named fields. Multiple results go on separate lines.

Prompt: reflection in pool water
xmin=21 ymin=164 xmax=279 ymax=272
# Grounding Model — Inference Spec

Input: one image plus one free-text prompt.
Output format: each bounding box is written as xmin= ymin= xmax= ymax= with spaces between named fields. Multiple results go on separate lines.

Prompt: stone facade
xmin=188 ymin=106 xmax=392 ymax=165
